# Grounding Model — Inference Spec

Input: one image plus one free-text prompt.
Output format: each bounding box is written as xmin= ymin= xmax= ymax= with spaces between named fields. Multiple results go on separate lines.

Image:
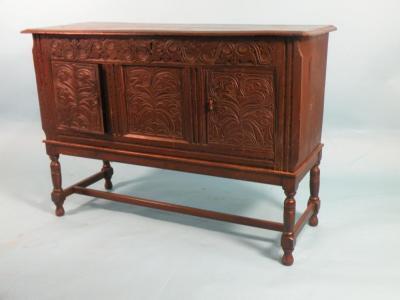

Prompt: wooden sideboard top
xmin=21 ymin=22 xmax=336 ymax=37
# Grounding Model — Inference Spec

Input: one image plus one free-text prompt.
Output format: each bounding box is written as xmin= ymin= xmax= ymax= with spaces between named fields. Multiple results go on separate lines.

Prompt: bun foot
xmin=55 ymin=206 xmax=65 ymax=217
xmin=102 ymin=161 xmax=113 ymax=191
xmin=104 ymin=180 xmax=113 ymax=190
xmin=309 ymin=215 xmax=318 ymax=227
xmin=282 ymin=253 xmax=294 ymax=266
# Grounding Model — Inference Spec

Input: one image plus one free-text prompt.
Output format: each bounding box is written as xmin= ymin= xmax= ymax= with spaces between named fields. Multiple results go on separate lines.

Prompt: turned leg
xmin=49 ymin=154 xmax=65 ymax=217
xmin=308 ymin=155 xmax=321 ymax=227
xmin=102 ymin=160 xmax=113 ymax=190
xmin=281 ymin=187 xmax=296 ymax=266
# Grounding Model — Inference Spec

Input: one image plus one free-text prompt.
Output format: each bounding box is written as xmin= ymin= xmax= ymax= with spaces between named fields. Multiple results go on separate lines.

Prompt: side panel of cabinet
xmin=289 ymin=35 xmax=329 ymax=171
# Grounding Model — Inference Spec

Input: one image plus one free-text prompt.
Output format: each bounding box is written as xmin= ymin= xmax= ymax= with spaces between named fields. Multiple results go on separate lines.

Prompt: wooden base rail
xmin=64 ymin=171 xmax=106 ymax=197
xmin=73 ymin=186 xmax=285 ymax=232
xmin=294 ymin=203 xmax=315 ymax=237
xmin=49 ymin=157 xmax=321 ymax=266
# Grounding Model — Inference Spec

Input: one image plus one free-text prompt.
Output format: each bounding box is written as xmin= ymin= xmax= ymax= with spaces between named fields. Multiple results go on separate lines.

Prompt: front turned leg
xmin=49 ymin=154 xmax=65 ymax=217
xmin=281 ymin=188 xmax=296 ymax=266
xmin=101 ymin=160 xmax=114 ymax=190
xmin=308 ymin=157 xmax=321 ymax=227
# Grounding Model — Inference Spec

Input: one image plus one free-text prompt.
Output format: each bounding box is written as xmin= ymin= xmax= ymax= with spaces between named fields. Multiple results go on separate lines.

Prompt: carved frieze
xmin=50 ymin=38 xmax=273 ymax=65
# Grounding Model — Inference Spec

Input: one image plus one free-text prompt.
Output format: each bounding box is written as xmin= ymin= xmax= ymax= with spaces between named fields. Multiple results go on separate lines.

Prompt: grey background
xmin=1 ymin=0 xmax=399 ymax=299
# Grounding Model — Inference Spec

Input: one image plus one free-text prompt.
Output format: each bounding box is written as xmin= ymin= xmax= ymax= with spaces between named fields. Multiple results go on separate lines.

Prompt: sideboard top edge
xmin=21 ymin=22 xmax=337 ymax=37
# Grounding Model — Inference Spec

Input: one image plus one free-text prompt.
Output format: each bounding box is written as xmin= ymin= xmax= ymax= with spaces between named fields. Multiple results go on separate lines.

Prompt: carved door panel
xmin=119 ymin=65 xmax=192 ymax=146
xmin=52 ymin=61 xmax=104 ymax=134
xmin=204 ymin=68 xmax=276 ymax=160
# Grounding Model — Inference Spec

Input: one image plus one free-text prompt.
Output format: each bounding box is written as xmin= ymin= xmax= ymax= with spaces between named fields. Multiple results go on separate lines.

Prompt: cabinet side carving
xmin=50 ymin=38 xmax=273 ymax=66
xmin=124 ymin=67 xmax=184 ymax=139
xmin=52 ymin=61 xmax=103 ymax=133
xmin=207 ymin=70 xmax=275 ymax=150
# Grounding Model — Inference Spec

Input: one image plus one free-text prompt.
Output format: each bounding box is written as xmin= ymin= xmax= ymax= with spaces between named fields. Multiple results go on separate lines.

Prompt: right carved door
xmin=204 ymin=67 xmax=276 ymax=160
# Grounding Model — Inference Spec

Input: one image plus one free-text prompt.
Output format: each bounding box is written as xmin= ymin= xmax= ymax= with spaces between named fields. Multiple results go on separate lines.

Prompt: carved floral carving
xmin=50 ymin=38 xmax=273 ymax=65
xmin=124 ymin=67 xmax=184 ymax=139
xmin=52 ymin=61 xmax=103 ymax=133
xmin=207 ymin=70 xmax=275 ymax=150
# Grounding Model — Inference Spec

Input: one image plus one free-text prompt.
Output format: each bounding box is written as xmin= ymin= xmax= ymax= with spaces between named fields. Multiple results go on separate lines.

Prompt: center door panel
xmin=116 ymin=65 xmax=194 ymax=147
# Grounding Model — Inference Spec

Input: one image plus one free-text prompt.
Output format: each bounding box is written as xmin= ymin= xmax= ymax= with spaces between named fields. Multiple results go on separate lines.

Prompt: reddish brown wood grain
xmin=23 ymin=23 xmax=334 ymax=265
xmin=21 ymin=22 xmax=336 ymax=37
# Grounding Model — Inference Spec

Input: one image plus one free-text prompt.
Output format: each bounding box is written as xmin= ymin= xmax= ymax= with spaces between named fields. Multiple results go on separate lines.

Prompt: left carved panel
xmin=52 ymin=61 xmax=104 ymax=134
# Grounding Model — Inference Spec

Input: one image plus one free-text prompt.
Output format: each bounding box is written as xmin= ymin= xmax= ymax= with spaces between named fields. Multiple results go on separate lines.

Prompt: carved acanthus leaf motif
xmin=124 ymin=67 xmax=184 ymax=139
xmin=50 ymin=38 xmax=273 ymax=65
xmin=207 ymin=71 xmax=275 ymax=150
xmin=52 ymin=61 xmax=103 ymax=133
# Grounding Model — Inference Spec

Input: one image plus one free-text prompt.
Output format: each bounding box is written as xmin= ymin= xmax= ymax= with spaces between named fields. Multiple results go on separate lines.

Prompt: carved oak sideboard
xmin=22 ymin=23 xmax=335 ymax=265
